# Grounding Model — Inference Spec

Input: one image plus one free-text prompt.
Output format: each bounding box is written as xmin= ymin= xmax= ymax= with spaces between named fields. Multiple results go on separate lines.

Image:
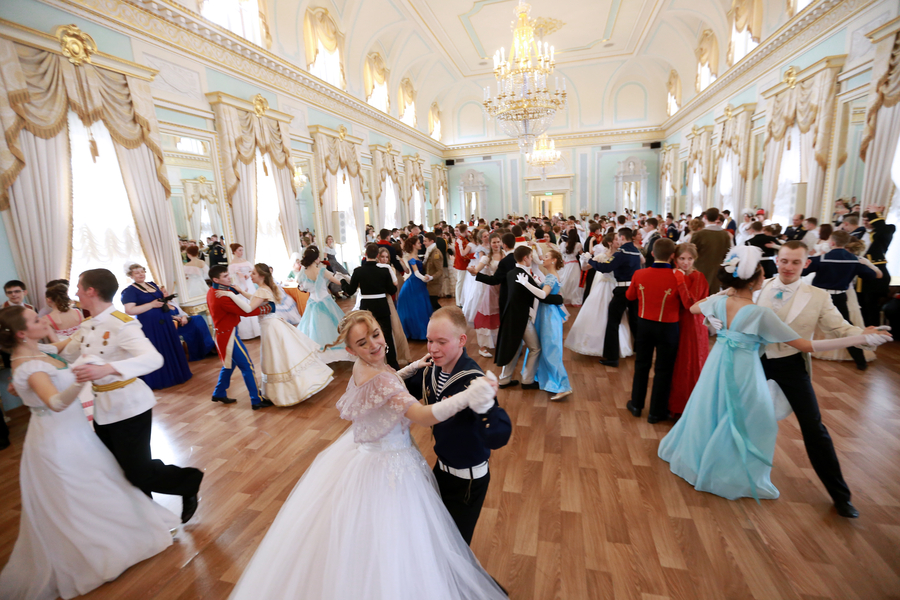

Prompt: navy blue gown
xmin=120 ymin=283 xmax=192 ymax=389
xmin=396 ymin=258 xmax=433 ymax=340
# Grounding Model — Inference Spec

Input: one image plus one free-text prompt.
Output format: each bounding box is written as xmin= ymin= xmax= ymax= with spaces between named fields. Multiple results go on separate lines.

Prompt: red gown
xmin=668 ymin=270 xmax=710 ymax=415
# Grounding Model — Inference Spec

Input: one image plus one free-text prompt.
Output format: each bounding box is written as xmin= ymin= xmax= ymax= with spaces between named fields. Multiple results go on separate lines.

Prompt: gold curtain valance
xmin=304 ymin=7 xmax=343 ymax=67
xmin=861 ymin=29 xmax=900 ymax=161
xmin=311 ymin=130 xmax=361 ymax=206
xmin=0 ymin=38 xmax=168 ymax=210
xmin=732 ymin=0 xmax=763 ymax=42
xmin=667 ymin=70 xmax=681 ymax=106
xmin=660 ymin=145 xmax=678 ymax=196
xmin=211 ymin=100 xmax=295 ymax=204
xmin=433 ymin=166 xmax=449 ymax=198
xmin=765 ymin=67 xmax=838 ymax=170
xmin=371 ymin=145 xmax=400 ymax=207
xmin=428 ymin=102 xmax=441 ymax=137
xmin=696 ymin=29 xmax=719 ymax=77
xmin=363 ymin=52 xmax=389 ymax=102
xmin=689 ymin=127 xmax=713 ymax=186
xmin=183 ymin=177 xmax=217 ymax=220
xmin=398 ymin=78 xmax=416 ymax=117
xmin=403 ymin=155 xmax=424 ymax=205
xmin=716 ymin=108 xmax=754 ymax=181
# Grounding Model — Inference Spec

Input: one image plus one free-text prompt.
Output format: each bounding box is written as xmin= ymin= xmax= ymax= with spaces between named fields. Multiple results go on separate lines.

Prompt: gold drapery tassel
xmin=262 ymin=160 xmax=269 ymax=176
xmin=88 ymin=126 xmax=99 ymax=163
xmin=786 ymin=136 xmax=791 ymax=151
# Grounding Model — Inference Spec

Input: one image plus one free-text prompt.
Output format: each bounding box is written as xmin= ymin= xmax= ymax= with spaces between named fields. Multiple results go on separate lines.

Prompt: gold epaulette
xmin=111 ymin=311 xmax=134 ymax=323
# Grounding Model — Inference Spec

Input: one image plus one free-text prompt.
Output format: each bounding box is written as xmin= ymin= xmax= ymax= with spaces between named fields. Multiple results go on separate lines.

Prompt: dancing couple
xmin=229 ymin=307 xmax=511 ymax=599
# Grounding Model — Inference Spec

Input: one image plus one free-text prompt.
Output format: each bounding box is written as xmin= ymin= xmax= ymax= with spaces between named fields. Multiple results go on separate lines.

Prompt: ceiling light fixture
xmin=526 ymin=133 xmax=561 ymax=180
xmin=483 ymin=0 xmax=567 ymax=152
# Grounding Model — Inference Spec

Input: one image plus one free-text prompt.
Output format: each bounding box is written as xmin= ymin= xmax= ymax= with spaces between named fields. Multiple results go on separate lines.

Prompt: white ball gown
xmin=228 ymin=261 xmax=261 ymax=339
xmin=0 ymin=359 xmax=179 ymax=600
xmin=228 ymin=372 xmax=507 ymax=600
xmin=564 ymin=252 xmax=633 ymax=357
xmin=253 ymin=287 xmax=334 ymax=406
xmin=558 ymin=245 xmax=585 ymax=306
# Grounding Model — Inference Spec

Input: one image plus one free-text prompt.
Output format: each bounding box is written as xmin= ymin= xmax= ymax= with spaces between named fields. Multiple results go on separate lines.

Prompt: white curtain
xmin=762 ymin=135 xmax=786 ymax=218
xmin=861 ymin=103 xmax=900 ymax=208
xmin=380 ymin=176 xmax=400 ymax=229
xmin=690 ymin=169 xmax=705 ymax=217
xmin=771 ymin=126 xmax=803 ymax=227
xmin=328 ymin=166 xmax=364 ymax=270
xmin=886 ymin=132 xmax=900 ymax=274
xmin=231 ymin=159 xmax=258 ymax=262
xmin=716 ymin=148 xmax=742 ymax=214
xmin=2 ymin=129 xmax=71 ymax=311
xmin=255 ymin=152 xmax=289 ymax=274
xmin=271 ymin=154 xmax=301 ymax=259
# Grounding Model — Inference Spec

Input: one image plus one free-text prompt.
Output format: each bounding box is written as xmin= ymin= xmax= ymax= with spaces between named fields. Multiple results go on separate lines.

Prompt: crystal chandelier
xmin=526 ymin=133 xmax=561 ymax=180
xmin=483 ymin=1 xmax=567 ymax=152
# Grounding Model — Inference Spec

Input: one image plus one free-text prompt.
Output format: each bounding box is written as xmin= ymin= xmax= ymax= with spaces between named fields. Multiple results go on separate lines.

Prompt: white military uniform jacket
xmin=756 ymin=277 xmax=862 ymax=359
xmin=60 ymin=305 xmax=163 ymax=425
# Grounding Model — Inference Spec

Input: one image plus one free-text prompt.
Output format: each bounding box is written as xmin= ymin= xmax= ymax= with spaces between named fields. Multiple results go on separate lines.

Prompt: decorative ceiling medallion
xmin=783 ymin=66 xmax=798 ymax=88
xmin=252 ymin=94 xmax=269 ymax=116
xmin=531 ymin=17 xmax=565 ymax=38
xmin=338 ymin=125 xmax=348 ymax=140
xmin=55 ymin=24 xmax=97 ymax=66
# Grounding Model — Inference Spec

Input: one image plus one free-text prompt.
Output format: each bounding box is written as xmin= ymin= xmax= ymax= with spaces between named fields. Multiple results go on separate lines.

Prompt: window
xmin=772 ymin=125 xmax=804 ymax=227
xmin=429 ymin=103 xmax=442 ymax=142
xmin=439 ymin=187 xmax=447 ymax=222
xmin=383 ymin=176 xmax=400 ymax=229
xmin=176 ymin=136 xmax=207 ymax=155
xmin=789 ymin=0 xmax=813 ymax=17
xmin=717 ymin=152 xmax=734 ymax=214
xmin=369 ymin=80 xmax=390 ymax=113
xmin=728 ymin=23 xmax=758 ymax=66
xmin=254 ymin=151 xmax=289 ymax=274
xmin=201 ymin=0 xmax=261 ymax=46
xmin=695 ymin=29 xmax=719 ymax=93
xmin=336 ymin=167 xmax=362 ymax=270
xmin=412 ymin=186 xmax=423 ymax=225
xmin=690 ymin=169 xmax=704 ymax=217
xmin=399 ymin=78 xmax=416 ymax=127
xmin=666 ymin=70 xmax=681 ymax=117
xmin=304 ymin=8 xmax=346 ymax=90
xmin=400 ymin=102 xmax=416 ymax=127
xmin=697 ymin=63 xmax=716 ymax=93
xmin=68 ymin=112 xmax=150 ymax=309
xmin=364 ymin=52 xmax=390 ymax=113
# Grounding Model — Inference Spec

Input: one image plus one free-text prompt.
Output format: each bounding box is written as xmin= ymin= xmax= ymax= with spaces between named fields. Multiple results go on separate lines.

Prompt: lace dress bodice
xmin=336 ymin=371 xmax=417 ymax=445
xmin=299 ymin=269 xmax=331 ymax=302
xmin=252 ymin=286 xmax=279 ymax=321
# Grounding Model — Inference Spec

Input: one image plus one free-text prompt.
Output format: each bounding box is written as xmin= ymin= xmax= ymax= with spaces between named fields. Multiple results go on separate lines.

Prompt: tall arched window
xmin=201 ymin=0 xmax=262 ymax=46
xmin=304 ymin=8 xmax=346 ymax=89
xmin=399 ymin=78 xmax=416 ymax=127
xmin=695 ymin=29 xmax=719 ymax=93
xmin=666 ymin=70 xmax=681 ymax=117
xmin=788 ymin=0 xmax=813 ymax=17
xmin=429 ymin=102 xmax=442 ymax=141
xmin=727 ymin=0 xmax=761 ymax=66
xmin=364 ymin=52 xmax=390 ymax=113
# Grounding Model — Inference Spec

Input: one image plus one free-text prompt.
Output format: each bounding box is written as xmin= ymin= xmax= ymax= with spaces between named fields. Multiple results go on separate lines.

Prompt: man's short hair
xmin=501 ymin=232 xmax=516 ymax=249
xmin=3 ymin=280 xmax=26 ymax=292
xmin=209 ymin=264 xmax=229 ymax=281
xmin=430 ymin=306 xmax=467 ymax=336
xmin=617 ymin=215 xmax=627 ymax=225
xmin=805 ymin=217 xmax=818 ymax=226
xmin=830 ymin=230 xmax=850 ymax=247
xmin=722 ymin=210 xmax=731 ymax=216
xmin=652 ymin=238 xmax=676 ymax=262
xmin=617 ymin=227 xmax=633 ymax=241
xmin=379 ymin=228 xmax=391 ymax=240
xmin=78 ymin=269 xmax=118 ymax=302
xmin=749 ymin=221 xmax=763 ymax=232
xmin=844 ymin=215 xmax=859 ymax=226
xmin=365 ymin=243 xmax=380 ymax=260
xmin=779 ymin=240 xmax=809 ymax=256
xmin=704 ymin=207 xmax=720 ymax=222
xmin=647 ymin=217 xmax=659 ymax=228
xmin=513 ymin=246 xmax=532 ymax=262
xmin=511 ymin=224 xmax=523 ymax=237
xmin=458 ymin=224 xmax=468 ymax=233
xmin=424 ymin=232 xmax=437 ymax=242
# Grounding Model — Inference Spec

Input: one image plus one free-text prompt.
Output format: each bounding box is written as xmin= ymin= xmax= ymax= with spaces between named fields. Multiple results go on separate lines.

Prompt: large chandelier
xmin=483 ymin=1 xmax=566 ymax=151
xmin=526 ymin=133 xmax=561 ymax=180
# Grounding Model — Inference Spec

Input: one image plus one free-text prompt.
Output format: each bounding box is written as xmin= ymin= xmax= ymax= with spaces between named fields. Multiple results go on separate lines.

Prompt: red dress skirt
xmin=669 ymin=270 xmax=710 ymax=415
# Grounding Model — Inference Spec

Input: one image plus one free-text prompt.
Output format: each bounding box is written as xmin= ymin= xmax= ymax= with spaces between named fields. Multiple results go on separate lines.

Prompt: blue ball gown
xmin=120 ymin=283 xmax=192 ymax=389
xmin=297 ymin=270 xmax=350 ymax=362
xmin=179 ymin=315 xmax=216 ymax=361
xmin=657 ymin=295 xmax=800 ymax=502
xmin=525 ymin=274 xmax=572 ymax=394
xmin=396 ymin=258 xmax=433 ymax=340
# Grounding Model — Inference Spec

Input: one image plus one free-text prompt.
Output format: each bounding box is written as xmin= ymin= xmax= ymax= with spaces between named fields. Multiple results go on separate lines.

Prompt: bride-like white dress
xmin=0 ymin=359 xmax=179 ymax=600
xmin=564 ymin=251 xmax=633 ymax=357
xmin=228 ymin=371 xmax=507 ymax=600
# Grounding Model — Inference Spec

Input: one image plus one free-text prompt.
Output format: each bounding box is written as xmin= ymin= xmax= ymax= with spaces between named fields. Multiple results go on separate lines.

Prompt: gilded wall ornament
xmin=55 ymin=24 xmax=97 ymax=66
xmin=338 ymin=125 xmax=347 ymax=140
xmin=783 ymin=66 xmax=798 ymax=88
xmin=724 ymin=104 xmax=734 ymax=119
xmin=253 ymin=94 xmax=269 ymax=116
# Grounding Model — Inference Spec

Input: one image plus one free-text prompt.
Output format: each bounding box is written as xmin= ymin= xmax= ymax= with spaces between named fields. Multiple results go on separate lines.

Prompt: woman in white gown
xmin=220 ymin=264 xmax=334 ymax=407
xmin=558 ymin=234 xmax=585 ymax=305
xmin=227 ymin=243 xmax=260 ymax=340
xmin=228 ymin=310 xmax=507 ymax=600
xmin=0 ymin=306 xmax=178 ymax=600
xmin=565 ymin=233 xmax=633 ymax=357
xmin=461 ymin=230 xmax=488 ymax=325
xmin=182 ymin=245 xmax=210 ymax=299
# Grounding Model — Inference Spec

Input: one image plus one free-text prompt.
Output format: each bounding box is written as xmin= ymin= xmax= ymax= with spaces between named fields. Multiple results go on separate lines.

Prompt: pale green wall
xmin=206 ymin=69 xmax=279 ymax=109
xmin=307 ymin=108 xmax=352 ymax=133
xmin=447 ymin=158 xmax=506 ymax=222
xmin=155 ymin=108 xmax=208 ymax=131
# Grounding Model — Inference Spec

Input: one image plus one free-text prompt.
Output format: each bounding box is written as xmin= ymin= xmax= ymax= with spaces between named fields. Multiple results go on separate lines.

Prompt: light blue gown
xmin=525 ymin=274 xmax=572 ymax=394
xmin=297 ymin=271 xmax=346 ymax=351
xmin=658 ymin=295 xmax=799 ymax=502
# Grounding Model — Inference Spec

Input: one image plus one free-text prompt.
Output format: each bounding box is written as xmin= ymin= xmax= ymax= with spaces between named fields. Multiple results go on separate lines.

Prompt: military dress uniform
xmin=784 ymin=225 xmax=807 ymax=242
xmin=60 ymin=305 xmax=203 ymax=498
xmin=589 ymin=241 xmax=642 ymax=364
xmin=405 ymin=349 xmax=512 ymax=545
xmin=860 ymin=216 xmax=895 ymax=326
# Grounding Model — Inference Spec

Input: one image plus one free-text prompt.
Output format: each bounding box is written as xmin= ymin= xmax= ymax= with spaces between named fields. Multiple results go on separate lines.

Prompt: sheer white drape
xmin=862 ymin=103 xmax=900 ymax=209
xmin=716 ymin=148 xmax=742 ymax=214
xmin=255 ymin=152 xmax=290 ymax=274
xmin=771 ymin=126 xmax=803 ymax=227
xmin=330 ymin=167 xmax=363 ymax=270
xmin=231 ymin=159 xmax=258 ymax=262
xmin=412 ymin=185 xmax=423 ymax=224
xmin=690 ymin=169 xmax=705 ymax=216
xmin=2 ymin=128 xmax=71 ymax=311
xmin=382 ymin=176 xmax=400 ymax=229
xmin=270 ymin=154 xmax=301 ymax=261
xmin=309 ymin=40 xmax=343 ymax=89
xmin=68 ymin=113 xmax=149 ymax=305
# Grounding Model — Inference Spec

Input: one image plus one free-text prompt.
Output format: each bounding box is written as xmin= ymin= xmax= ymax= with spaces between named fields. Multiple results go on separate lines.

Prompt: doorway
xmin=533 ymin=193 xmax=564 ymax=217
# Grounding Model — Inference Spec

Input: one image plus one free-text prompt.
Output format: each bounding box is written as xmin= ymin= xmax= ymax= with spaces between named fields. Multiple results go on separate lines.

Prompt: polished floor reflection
xmin=0 ymin=299 xmax=898 ymax=600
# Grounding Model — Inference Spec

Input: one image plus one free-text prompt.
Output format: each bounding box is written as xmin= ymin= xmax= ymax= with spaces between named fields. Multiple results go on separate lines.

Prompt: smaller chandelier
xmin=526 ymin=134 xmax=561 ymax=180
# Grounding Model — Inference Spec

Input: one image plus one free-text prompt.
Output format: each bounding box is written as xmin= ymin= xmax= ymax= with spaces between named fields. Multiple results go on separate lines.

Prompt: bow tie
xmin=772 ymin=282 xmax=794 ymax=300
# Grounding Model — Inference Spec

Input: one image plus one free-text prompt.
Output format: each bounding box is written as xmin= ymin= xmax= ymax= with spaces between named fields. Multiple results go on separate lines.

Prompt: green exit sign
xmin=544 ymin=192 xmax=553 ymax=196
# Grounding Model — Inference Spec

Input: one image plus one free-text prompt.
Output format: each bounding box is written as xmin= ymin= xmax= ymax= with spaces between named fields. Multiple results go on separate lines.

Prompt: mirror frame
xmin=291 ymin=149 xmax=321 ymax=245
xmin=157 ymin=122 xmax=233 ymax=305
xmin=822 ymin=77 xmax=870 ymax=222
xmin=746 ymin=119 xmax=766 ymax=216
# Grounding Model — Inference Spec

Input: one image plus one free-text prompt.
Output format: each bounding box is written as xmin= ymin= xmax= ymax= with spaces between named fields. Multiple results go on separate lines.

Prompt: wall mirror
xmin=293 ymin=156 xmax=318 ymax=243
xmin=160 ymin=129 xmax=232 ymax=305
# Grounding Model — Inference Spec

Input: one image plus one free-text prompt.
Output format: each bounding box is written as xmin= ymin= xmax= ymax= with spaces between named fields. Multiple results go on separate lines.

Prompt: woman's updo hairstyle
xmin=718 ymin=245 xmax=764 ymax=291
xmin=402 ymin=235 xmax=418 ymax=255
xmin=230 ymin=243 xmax=243 ymax=254
xmin=301 ymin=246 xmax=320 ymax=267
xmin=125 ymin=263 xmax=144 ymax=278
xmin=0 ymin=305 xmax=27 ymax=352
xmin=45 ymin=283 xmax=72 ymax=313
xmin=325 ymin=310 xmax=380 ymax=352
xmin=546 ymin=248 xmax=565 ymax=270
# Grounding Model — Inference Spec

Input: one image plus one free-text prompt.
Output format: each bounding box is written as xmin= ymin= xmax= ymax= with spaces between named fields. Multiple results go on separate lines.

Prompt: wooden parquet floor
xmin=1 ymin=298 xmax=899 ymax=600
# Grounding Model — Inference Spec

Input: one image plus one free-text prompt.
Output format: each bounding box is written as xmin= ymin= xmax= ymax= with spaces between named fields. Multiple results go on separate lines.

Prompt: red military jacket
xmin=453 ymin=236 xmax=472 ymax=270
xmin=626 ymin=263 xmax=690 ymax=323
xmin=206 ymin=283 xmax=270 ymax=366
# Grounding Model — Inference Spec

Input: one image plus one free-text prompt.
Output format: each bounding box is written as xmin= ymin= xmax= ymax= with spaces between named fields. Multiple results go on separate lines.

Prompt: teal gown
xmin=657 ymin=295 xmax=799 ymax=502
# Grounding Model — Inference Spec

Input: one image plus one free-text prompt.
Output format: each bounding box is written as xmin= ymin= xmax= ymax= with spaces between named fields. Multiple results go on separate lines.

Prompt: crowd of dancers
xmin=0 ymin=203 xmax=895 ymax=599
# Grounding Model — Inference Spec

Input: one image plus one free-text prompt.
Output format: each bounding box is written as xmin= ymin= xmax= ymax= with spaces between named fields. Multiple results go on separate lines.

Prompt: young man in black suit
xmin=341 ymin=243 xmax=400 ymax=369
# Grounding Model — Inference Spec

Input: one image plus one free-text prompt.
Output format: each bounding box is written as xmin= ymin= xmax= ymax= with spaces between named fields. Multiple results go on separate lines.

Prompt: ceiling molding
xmin=443 ymin=126 xmax=664 ymax=158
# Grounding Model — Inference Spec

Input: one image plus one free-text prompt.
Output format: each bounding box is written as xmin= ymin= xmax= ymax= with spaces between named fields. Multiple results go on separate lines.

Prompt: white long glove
xmin=414 ymin=269 xmax=430 ymax=282
xmin=376 ymin=262 xmax=398 ymax=285
xmin=431 ymin=376 xmax=496 ymax=422
xmin=396 ymin=355 xmax=433 ymax=380
xmin=228 ymin=292 xmax=252 ymax=312
xmin=811 ymin=332 xmax=891 ymax=352
xmin=707 ymin=316 xmax=724 ymax=331
xmin=469 ymin=371 xmax=498 ymax=414
xmin=515 ymin=272 xmax=547 ymax=299
xmin=46 ymin=380 xmax=89 ymax=412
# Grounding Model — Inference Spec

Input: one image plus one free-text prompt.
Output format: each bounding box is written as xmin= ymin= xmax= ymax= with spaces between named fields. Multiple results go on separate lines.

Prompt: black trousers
xmin=375 ymin=314 xmax=400 ymax=370
xmin=604 ymin=287 xmax=638 ymax=361
xmin=0 ymin=405 xmax=9 ymax=445
xmin=94 ymin=409 xmax=202 ymax=498
xmin=631 ymin=319 xmax=679 ymax=419
xmin=830 ymin=293 xmax=867 ymax=367
xmin=583 ymin=270 xmax=597 ymax=300
xmin=433 ymin=465 xmax=491 ymax=545
xmin=761 ymin=353 xmax=851 ymax=504
xmin=860 ymin=264 xmax=890 ymax=326
xmin=429 ymin=295 xmax=442 ymax=311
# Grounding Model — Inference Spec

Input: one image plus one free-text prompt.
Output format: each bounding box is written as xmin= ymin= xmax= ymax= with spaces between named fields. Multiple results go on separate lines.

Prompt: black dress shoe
xmin=855 ymin=361 xmax=868 ymax=371
xmin=0 ymin=438 xmax=9 ymax=451
xmin=647 ymin=414 xmax=667 ymax=424
xmin=521 ymin=382 xmax=540 ymax=390
xmin=625 ymin=401 xmax=641 ymax=418
xmin=599 ymin=359 xmax=619 ymax=367
xmin=498 ymin=380 xmax=519 ymax=389
xmin=835 ymin=500 xmax=859 ymax=518
xmin=252 ymin=398 xmax=275 ymax=411
xmin=181 ymin=494 xmax=199 ymax=523
xmin=211 ymin=396 xmax=237 ymax=404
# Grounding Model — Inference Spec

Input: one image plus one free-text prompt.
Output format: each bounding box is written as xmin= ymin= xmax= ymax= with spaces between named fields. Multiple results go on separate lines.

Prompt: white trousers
xmin=499 ymin=320 xmax=540 ymax=384
xmin=454 ymin=269 xmax=467 ymax=304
